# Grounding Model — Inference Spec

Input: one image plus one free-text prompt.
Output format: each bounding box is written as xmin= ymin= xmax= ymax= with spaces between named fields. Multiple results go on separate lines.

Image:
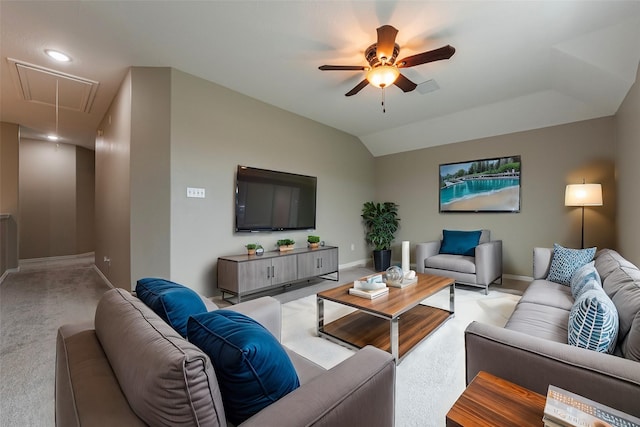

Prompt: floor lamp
xmin=565 ymin=182 xmax=603 ymax=249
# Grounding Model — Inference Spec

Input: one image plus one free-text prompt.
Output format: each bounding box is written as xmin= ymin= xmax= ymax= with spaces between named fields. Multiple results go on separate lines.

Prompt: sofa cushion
xmin=568 ymin=287 xmax=619 ymax=354
xmin=505 ymin=302 xmax=570 ymax=343
xmin=95 ymin=288 xmax=226 ymax=427
xmin=439 ymin=230 xmax=482 ymax=257
xmin=135 ymin=277 xmax=208 ymax=337
xmin=546 ymin=244 xmax=596 ymax=286
xmin=601 ymin=264 xmax=640 ymax=361
xmin=187 ymin=310 xmax=300 ymax=425
xmin=518 ymin=280 xmax=574 ymax=311
xmin=570 ymin=261 xmax=601 ymax=299
xmin=425 ymin=254 xmax=476 ymax=274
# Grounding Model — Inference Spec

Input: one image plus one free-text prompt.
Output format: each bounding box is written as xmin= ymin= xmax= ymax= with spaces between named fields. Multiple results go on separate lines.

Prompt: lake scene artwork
xmin=439 ymin=155 xmax=521 ymax=212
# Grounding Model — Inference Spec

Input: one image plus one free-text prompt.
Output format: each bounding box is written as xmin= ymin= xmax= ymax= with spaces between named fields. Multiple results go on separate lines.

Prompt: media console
xmin=217 ymin=245 xmax=339 ymax=303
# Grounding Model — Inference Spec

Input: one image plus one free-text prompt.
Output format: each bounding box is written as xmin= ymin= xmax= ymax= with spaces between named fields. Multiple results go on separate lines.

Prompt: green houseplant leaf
xmin=361 ymin=202 xmax=400 ymax=251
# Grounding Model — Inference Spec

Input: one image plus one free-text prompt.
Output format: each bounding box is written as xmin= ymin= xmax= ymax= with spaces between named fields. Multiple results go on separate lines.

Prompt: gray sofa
xmin=55 ymin=288 xmax=396 ymax=426
xmin=465 ymin=248 xmax=640 ymax=417
xmin=415 ymin=229 xmax=502 ymax=294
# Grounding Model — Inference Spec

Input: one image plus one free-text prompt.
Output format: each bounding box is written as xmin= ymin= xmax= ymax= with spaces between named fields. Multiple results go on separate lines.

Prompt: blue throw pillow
xmin=135 ymin=277 xmax=207 ymax=337
xmin=439 ymin=230 xmax=482 ymax=256
xmin=187 ymin=310 xmax=300 ymax=425
xmin=570 ymin=261 xmax=602 ymax=299
xmin=547 ymin=244 xmax=596 ymax=286
xmin=568 ymin=287 xmax=619 ymax=354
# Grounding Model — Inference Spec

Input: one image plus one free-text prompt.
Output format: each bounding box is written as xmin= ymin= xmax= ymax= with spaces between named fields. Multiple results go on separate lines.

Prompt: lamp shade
xmin=366 ymin=65 xmax=400 ymax=88
xmin=564 ymin=184 xmax=603 ymax=206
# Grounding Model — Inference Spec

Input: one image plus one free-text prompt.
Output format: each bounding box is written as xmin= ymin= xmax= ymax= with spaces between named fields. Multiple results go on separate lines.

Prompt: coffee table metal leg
xmin=390 ymin=317 xmax=399 ymax=363
xmin=449 ymin=283 xmax=455 ymax=315
xmin=317 ymin=297 xmax=324 ymax=335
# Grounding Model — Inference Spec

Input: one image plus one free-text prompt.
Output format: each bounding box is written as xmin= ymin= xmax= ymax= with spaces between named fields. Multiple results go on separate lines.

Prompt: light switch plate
xmin=186 ymin=187 xmax=205 ymax=198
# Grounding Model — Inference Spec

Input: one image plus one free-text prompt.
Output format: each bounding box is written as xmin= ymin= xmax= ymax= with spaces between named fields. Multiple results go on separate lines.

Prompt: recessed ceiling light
xmin=47 ymin=134 xmax=59 ymax=141
xmin=45 ymin=49 xmax=71 ymax=62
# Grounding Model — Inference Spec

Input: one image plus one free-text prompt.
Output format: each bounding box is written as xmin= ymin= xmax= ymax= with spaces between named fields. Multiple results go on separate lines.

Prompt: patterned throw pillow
xmin=570 ymin=261 xmax=602 ymax=298
xmin=568 ymin=287 xmax=619 ymax=353
xmin=547 ymin=244 xmax=596 ymax=286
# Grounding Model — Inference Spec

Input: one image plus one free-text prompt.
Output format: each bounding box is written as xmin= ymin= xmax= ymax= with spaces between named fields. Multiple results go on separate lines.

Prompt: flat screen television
xmin=235 ymin=165 xmax=317 ymax=232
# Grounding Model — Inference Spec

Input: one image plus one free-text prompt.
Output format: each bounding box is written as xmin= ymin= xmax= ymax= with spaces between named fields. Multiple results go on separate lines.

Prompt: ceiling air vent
xmin=417 ymin=79 xmax=440 ymax=95
xmin=7 ymin=58 xmax=99 ymax=113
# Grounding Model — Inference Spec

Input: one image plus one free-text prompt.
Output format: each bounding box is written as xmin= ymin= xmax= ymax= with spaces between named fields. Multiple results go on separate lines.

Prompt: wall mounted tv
xmin=235 ymin=165 xmax=317 ymax=232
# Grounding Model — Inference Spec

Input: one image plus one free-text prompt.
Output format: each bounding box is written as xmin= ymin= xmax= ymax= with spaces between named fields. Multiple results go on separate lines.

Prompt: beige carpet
xmin=280 ymin=286 xmax=521 ymax=427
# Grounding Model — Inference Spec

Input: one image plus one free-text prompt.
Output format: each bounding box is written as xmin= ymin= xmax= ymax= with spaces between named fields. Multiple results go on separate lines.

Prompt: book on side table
xmin=543 ymin=385 xmax=640 ymax=427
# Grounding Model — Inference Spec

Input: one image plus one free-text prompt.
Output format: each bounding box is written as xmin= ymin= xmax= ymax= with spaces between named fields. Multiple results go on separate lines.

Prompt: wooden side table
xmin=446 ymin=371 xmax=546 ymax=426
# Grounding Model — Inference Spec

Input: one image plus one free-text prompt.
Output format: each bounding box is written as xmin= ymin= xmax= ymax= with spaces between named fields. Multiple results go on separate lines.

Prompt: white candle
xmin=402 ymin=241 xmax=410 ymax=273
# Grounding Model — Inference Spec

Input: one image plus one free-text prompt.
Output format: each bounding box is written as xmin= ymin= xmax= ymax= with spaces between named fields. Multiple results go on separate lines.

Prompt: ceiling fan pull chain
xmin=382 ymin=87 xmax=386 ymax=113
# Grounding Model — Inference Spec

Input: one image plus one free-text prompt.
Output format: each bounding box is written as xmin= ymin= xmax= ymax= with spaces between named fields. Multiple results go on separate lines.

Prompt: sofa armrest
xmin=240 ymin=346 xmax=395 ymax=427
xmin=475 ymin=240 xmax=502 ymax=285
xmin=415 ymin=240 xmax=441 ymax=273
xmin=225 ymin=296 xmax=282 ymax=341
xmin=533 ymin=247 xmax=553 ymax=279
xmin=465 ymin=321 xmax=640 ymax=417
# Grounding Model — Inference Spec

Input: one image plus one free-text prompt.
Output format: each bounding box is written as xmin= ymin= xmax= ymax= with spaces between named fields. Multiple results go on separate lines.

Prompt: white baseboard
xmin=503 ymin=273 xmax=533 ymax=282
xmin=0 ymin=267 xmax=20 ymax=284
xmin=19 ymin=252 xmax=95 ymax=266
xmin=92 ymin=265 xmax=115 ymax=289
xmin=339 ymin=259 xmax=369 ymax=269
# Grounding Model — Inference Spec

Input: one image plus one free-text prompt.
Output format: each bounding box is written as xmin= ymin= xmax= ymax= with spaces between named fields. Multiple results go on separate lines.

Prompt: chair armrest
xmin=225 ymin=296 xmax=282 ymax=341
xmin=475 ymin=240 xmax=502 ymax=285
xmin=240 ymin=346 xmax=395 ymax=427
xmin=533 ymin=247 xmax=553 ymax=279
xmin=465 ymin=321 xmax=640 ymax=417
xmin=415 ymin=240 xmax=441 ymax=273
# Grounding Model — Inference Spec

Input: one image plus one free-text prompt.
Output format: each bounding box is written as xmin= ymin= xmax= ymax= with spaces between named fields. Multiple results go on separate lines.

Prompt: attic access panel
xmin=8 ymin=58 xmax=99 ymax=113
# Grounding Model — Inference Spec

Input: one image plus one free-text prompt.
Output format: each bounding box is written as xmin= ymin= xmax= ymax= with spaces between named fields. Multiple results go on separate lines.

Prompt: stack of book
xmin=543 ymin=385 xmax=640 ymax=427
xmin=349 ymin=275 xmax=388 ymax=299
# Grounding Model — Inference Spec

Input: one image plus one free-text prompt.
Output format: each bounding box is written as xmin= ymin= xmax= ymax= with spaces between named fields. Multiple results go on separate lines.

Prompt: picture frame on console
xmin=439 ymin=155 xmax=521 ymax=213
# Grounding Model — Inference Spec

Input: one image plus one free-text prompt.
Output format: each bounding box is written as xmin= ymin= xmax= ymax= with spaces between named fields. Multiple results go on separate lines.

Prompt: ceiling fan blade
xmin=397 ymin=45 xmax=456 ymax=68
xmin=376 ymin=25 xmax=399 ymax=61
xmin=394 ymin=74 xmax=418 ymax=93
xmin=319 ymin=65 xmax=368 ymax=71
xmin=345 ymin=79 xmax=369 ymax=97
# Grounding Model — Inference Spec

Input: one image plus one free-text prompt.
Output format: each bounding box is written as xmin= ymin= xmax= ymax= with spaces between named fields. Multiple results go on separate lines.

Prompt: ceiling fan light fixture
xmin=47 ymin=134 xmax=59 ymax=141
xmin=366 ymin=65 xmax=399 ymax=88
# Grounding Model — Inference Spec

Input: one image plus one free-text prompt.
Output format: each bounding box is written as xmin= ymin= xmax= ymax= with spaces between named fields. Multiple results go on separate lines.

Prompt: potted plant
xmin=361 ymin=201 xmax=400 ymax=271
xmin=277 ymin=239 xmax=295 ymax=252
xmin=307 ymin=235 xmax=320 ymax=249
xmin=245 ymin=243 xmax=261 ymax=255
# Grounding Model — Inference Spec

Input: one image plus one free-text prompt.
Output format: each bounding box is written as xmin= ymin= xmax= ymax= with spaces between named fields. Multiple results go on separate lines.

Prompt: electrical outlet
xmin=351 ymin=243 xmax=355 ymax=251
xmin=187 ymin=187 xmax=206 ymax=198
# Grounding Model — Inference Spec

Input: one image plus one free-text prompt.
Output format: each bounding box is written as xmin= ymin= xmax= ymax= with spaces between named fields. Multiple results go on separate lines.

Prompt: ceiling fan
xmin=319 ymin=25 xmax=455 ymax=99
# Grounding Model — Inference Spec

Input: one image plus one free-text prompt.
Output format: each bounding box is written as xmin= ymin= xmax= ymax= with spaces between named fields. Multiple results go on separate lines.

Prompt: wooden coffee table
xmin=316 ymin=273 xmax=455 ymax=363
xmin=446 ymin=371 xmax=546 ymax=426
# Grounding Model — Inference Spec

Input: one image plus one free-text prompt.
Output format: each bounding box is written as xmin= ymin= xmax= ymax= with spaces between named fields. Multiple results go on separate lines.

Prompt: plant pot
xmin=279 ymin=244 xmax=294 ymax=252
xmin=247 ymin=249 xmax=256 ymax=255
xmin=373 ymin=249 xmax=392 ymax=272
xmin=308 ymin=243 xmax=319 ymax=249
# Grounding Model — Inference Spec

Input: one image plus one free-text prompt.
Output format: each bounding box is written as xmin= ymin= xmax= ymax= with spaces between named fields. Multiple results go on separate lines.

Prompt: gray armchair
xmin=415 ymin=229 xmax=502 ymax=294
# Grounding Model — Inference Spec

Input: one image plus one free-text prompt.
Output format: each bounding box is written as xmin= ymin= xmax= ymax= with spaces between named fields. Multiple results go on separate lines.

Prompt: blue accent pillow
xmin=187 ymin=310 xmax=300 ymax=425
xmin=547 ymin=244 xmax=596 ymax=286
xmin=439 ymin=230 xmax=482 ymax=256
xmin=135 ymin=277 xmax=207 ymax=337
xmin=568 ymin=287 xmax=619 ymax=353
xmin=569 ymin=261 xmax=602 ymax=299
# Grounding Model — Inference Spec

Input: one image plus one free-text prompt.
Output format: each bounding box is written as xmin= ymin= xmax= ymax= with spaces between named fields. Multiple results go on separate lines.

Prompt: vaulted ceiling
xmin=2 ymin=1 xmax=640 ymax=156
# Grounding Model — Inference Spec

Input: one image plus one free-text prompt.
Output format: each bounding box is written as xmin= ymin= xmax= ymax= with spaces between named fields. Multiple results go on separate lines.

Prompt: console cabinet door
xmin=271 ymin=256 xmax=297 ymax=286
xmin=237 ymin=258 xmax=273 ymax=292
xmin=297 ymin=248 xmax=338 ymax=278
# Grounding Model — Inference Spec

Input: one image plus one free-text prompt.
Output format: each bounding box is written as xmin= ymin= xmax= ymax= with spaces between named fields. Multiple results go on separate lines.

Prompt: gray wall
xmin=615 ymin=62 xmax=640 ymax=266
xmin=18 ymin=139 xmax=95 ymax=260
xmin=95 ymin=71 xmax=133 ymax=289
xmin=374 ymin=117 xmax=617 ymax=277
xmin=95 ymin=67 xmax=375 ymax=294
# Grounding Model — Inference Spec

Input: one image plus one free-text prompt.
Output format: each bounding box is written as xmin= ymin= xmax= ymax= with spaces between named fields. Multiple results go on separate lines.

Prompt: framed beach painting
xmin=439 ymin=155 xmax=521 ymax=213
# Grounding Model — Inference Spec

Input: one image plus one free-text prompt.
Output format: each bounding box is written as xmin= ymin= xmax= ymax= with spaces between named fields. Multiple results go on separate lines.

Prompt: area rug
xmin=281 ymin=287 xmax=521 ymax=427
